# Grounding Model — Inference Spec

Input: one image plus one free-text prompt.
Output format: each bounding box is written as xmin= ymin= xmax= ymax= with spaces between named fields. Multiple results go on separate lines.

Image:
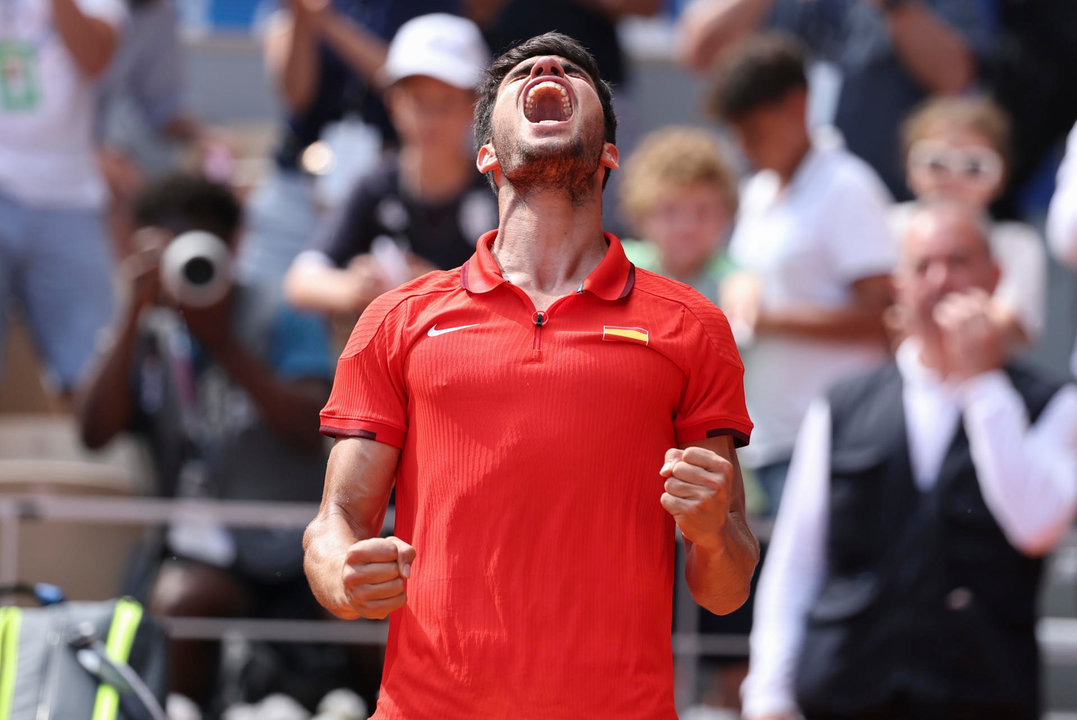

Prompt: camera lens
xmin=183 ymin=257 xmax=215 ymax=286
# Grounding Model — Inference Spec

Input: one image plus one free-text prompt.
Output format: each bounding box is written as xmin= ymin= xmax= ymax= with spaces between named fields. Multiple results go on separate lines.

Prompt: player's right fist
xmin=342 ymin=536 xmax=415 ymax=619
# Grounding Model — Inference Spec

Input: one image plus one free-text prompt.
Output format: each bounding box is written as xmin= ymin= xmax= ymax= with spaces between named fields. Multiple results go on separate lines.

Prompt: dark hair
xmin=132 ymin=173 xmax=242 ymax=247
xmin=473 ymin=32 xmax=617 ymax=189
xmin=707 ymin=33 xmax=808 ymax=122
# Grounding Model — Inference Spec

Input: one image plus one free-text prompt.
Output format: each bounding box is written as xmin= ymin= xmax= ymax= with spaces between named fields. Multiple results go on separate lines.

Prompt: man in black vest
xmin=740 ymin=199 xmax=1077 ymax=720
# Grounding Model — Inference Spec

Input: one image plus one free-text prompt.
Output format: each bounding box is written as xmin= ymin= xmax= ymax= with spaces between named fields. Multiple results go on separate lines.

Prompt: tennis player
xmin=304 ymin=32 xmax=757 ymax=719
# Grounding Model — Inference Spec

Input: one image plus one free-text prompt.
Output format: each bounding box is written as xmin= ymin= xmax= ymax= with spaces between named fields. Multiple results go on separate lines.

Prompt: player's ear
xmin=477 ymin=143 xmax=499 ymax=174
xmin=600 ymin=142 xmax=619 ymax=171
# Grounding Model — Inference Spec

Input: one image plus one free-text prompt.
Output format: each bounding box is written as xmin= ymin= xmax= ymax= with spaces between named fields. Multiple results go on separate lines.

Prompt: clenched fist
xmin=659 ymin=446 xmax=734 ymax=550
xmin=342 ymin=536 xmax=415 ymax=619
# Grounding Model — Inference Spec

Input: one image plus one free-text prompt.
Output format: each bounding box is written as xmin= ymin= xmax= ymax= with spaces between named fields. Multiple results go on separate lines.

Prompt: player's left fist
xmin=659 ymin=446 xmax=732 ymax=551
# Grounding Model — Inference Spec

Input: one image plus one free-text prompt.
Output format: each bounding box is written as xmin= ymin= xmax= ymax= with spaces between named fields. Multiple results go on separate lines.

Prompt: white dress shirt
xmin=741 ymin=340 xmax=1077 ymax=719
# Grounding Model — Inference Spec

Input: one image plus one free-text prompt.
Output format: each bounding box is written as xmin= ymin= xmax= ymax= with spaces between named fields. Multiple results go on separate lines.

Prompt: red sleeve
xmin=319 ymin=293 xmax=410 ymax=448
xmin=674 ymin=301 xmax=753 ymax=447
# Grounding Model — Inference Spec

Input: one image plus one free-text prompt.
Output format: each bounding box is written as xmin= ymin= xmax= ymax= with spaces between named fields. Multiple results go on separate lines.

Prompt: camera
xmin=159 ymin=231 xmax=232 ymax=308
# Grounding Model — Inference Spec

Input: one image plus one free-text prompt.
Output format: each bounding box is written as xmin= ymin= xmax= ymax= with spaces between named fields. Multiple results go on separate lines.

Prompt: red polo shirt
xmin=321 ymin=232 xmax=752 ymax=719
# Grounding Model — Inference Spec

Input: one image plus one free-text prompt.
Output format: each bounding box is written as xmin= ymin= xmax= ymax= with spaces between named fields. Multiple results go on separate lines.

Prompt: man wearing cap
xmin=284 ymin=13 xmax=498 ymax=319
xmin=304 ymin=32 xmax=757 ymax=719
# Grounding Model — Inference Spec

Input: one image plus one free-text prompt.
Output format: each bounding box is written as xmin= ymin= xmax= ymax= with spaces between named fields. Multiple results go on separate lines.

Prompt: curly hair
xmin=620 ymin=127 xmax=739 ymax=228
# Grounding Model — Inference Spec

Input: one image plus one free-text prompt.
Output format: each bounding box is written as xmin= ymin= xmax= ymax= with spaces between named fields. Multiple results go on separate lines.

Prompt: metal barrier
xmin=1 ymin=493 xmax=1075 ymax=712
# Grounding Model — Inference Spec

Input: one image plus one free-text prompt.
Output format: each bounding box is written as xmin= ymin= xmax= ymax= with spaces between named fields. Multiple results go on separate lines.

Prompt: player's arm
xmin=660 ymin=434 xmax=759 ymax=615
xmin=303 ymin=436 xmax=412 ymax=620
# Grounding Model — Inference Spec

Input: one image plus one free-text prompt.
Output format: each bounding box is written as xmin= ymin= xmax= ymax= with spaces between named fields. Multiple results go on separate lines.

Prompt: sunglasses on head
xmin=908 ymin=140 xmax=1003 ymax=185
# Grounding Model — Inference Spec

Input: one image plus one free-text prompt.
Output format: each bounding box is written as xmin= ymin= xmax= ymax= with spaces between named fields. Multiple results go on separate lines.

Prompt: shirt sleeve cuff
xmin=676 ymin=417 xmax=753 ymax=447
xmin=319 ymin=416 xmax=405 ymax=448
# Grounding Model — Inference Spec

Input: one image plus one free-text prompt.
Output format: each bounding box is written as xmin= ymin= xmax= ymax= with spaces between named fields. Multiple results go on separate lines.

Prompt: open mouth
xmin=523 ymin=81 xmax=573 ymax=124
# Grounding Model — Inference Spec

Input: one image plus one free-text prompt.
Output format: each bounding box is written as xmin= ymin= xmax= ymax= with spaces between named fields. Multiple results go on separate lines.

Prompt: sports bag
xmin=0 ymin=595 xmax=169 ymax=720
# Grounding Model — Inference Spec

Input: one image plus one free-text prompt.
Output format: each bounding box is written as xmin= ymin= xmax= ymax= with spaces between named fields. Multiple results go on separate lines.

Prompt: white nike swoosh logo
xmin=427 ymin=323 xmax=480 ymax=337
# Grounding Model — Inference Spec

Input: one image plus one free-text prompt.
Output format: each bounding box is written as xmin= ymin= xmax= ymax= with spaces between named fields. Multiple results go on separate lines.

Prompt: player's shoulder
xmin=368 ymin=269 xmax=462 ymax=318
xmin=341 ymin=269 xmax=463 ymax=357
xmin=633 ymin=268 xmax=743 ymax=366
xmin=633 ymin=267 xmax=726 ymax=318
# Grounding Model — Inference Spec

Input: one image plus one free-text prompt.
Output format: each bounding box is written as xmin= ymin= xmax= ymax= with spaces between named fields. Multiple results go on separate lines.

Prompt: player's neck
xmin=491 ymin=188 xmax=608 ymax=308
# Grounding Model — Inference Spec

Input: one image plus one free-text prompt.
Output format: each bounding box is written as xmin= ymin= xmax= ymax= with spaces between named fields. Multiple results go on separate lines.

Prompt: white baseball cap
xmin=381 ymin=13 xmax=490 ymax=91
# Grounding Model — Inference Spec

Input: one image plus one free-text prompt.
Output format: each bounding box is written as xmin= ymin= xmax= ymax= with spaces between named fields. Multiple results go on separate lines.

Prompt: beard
xmin=492 ymin=118 xmax=606 ymax=204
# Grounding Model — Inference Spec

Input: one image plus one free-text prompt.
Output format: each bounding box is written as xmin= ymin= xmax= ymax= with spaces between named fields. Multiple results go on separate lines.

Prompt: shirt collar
xmin=896 ymin=337 xmax=951 ymax=392
xmin=460 ymin=230 xmax=636 ymax=301
xmin=784 ymin=127 xmax=844 ymax=198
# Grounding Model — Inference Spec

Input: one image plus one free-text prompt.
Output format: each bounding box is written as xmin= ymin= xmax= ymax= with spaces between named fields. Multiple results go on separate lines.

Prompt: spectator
xmin=618 ymin=126 xmax=739 ymax=305
xmin=677 ymin=0 xmax=993 ymax=201
xmin=283 ymin=13 xmax=495 ymax=319
xmin=0 ymin=0 xmax=126 ymax=398
xmin=77 ymin=174 xmax=334 ymax=711
xmin=238 ymin=0 xmax=463 ymax=295
xmin=741 ymin=200 xmax=1077 ymax=720
xmin=709 ymin=34 xmax=894 ymax=516
xmin=892 ymin=96 xmax=1047 ymax=348
xmin=96 ymin=0 xmax=203 ymax=258
xmin=1046 ymin=120 xmax=1077 ymax=377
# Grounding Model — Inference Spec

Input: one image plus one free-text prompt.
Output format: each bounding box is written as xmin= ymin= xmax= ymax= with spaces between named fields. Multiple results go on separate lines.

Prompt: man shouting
xmin=304 ymin=32 xmax=757 ymax=719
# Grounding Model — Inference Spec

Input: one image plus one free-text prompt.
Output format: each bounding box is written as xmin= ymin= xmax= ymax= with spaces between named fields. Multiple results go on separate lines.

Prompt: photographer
xmin=77 ymin=174 xmax=334 ymax=710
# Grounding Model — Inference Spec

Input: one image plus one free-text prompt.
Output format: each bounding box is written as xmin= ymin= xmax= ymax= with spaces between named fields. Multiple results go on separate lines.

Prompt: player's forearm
xmin=885 ymin=1 xmax=975 ymax=93
xmin=50 ymin=0 xmax=118 ymax=77
xmin=685 ymin=512 xmax=759 ymax=615
xmin=304 ymin=506 xmax=373 ymax=619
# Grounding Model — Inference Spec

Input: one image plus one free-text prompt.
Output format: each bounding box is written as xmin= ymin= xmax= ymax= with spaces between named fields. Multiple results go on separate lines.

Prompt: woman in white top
xmin=891 ymin=96 xmax=1046 ymax=348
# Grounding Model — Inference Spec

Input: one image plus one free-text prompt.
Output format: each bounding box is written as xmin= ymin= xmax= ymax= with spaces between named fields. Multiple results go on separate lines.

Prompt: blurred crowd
xmin=2 ymin=0 xmax=1077 ymax=718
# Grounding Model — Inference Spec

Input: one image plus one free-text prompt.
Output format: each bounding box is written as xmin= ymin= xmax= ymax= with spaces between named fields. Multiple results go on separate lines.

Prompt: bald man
xmin=741 ymin=200 xmax=1077 ymax=720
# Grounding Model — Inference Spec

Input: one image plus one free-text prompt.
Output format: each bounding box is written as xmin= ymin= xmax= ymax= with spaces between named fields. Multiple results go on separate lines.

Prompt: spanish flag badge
xmin=602 ymin=326 xmax=649 ymax=346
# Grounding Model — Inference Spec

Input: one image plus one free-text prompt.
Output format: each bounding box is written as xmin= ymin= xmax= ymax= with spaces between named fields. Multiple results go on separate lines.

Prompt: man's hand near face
xmin=934 ymin=288 xmax=1005 ymax=381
